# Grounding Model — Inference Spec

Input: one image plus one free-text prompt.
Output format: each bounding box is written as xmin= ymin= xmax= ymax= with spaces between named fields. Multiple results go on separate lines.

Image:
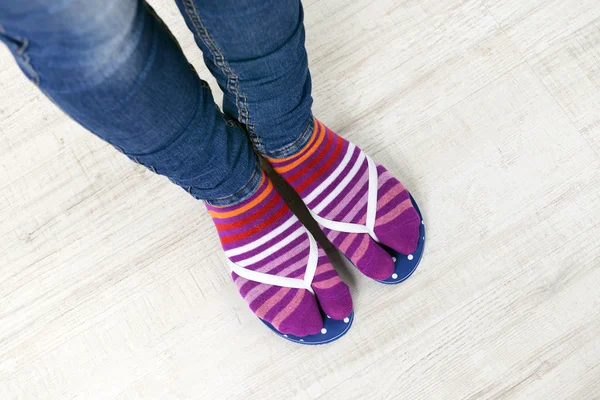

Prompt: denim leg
xmin=0 ymin=0 xmax=261 ymax=205
xmin=174 ymin=0 xmax=314 ymax=158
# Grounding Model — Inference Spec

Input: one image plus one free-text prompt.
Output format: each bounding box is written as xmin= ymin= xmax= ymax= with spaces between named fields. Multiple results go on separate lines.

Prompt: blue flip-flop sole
xmin=377 ymin=194 xmax=426 ymax=284
xmin=260 ymin=310 xmax=354 ymax=345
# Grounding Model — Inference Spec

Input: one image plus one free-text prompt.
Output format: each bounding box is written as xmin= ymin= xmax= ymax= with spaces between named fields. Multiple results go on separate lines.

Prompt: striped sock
xmin=268 ymin=119 xmax=421 ymax=281
xmin=207 ymin=171 xmax=353 ymax=336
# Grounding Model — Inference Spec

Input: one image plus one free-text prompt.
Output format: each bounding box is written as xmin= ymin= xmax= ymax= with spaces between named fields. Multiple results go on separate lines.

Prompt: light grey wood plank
xmin=306 ymin=0 xmax=522 ymax=149
xmin=529 ymin=17 xmax=600 ymax=157
xmin=320 ymin=223 xmax=600 ymax=400
xmin=483 ymin=0 xmax=600 ymax=59
xmin=313 ymin=62 xmax=600 ymax=400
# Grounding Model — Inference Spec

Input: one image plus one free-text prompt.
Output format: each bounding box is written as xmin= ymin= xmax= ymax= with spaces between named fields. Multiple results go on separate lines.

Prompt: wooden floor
xmin=1 ymin=0 xmax=600 ymax=398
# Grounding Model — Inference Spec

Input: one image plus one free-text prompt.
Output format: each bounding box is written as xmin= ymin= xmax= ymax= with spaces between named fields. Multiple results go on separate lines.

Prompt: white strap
xmin=310 ymin=213 xmax=371 ymax=235
xmin=309 ymin=152 xmax=380 ymax=242
xmin=365 ymin=154 xmax=380 ymax=242
xmin=228 ymin=230 xmax=318 ymax=294
xmin=227 ymin=151 xmax=379 ymax=290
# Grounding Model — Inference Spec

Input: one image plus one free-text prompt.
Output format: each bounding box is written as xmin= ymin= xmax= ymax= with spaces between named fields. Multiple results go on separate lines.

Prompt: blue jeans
xmin=0 ymin=0 xmax=314 ymax=205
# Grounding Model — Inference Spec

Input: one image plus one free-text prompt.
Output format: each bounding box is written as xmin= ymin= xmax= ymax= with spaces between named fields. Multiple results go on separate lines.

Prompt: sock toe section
xmin=314 ymin=282 xmax=353 ymax=320
xmin=358 ymin=239 xmax=395 ymax=280
xmin=375 ymin=207 xmax=421 ymax=255
xmin=331 ymin=232 xmax=394 ymax=281
xmin=310 ymin=248 xmax=353 ymax=319
xmin=277 ymin=290 xmax=323 ymax=336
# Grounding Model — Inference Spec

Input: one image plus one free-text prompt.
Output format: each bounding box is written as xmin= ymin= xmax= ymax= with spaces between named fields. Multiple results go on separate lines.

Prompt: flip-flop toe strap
xmin=309 ymin=152 xmax=380 ymax=242
xmin=228 ymin=228 xmax=318 ymax=294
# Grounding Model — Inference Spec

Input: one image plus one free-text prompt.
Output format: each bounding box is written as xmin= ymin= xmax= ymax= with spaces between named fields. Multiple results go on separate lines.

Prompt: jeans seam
xmin=181 ymin=0 xmax=263 ymax=153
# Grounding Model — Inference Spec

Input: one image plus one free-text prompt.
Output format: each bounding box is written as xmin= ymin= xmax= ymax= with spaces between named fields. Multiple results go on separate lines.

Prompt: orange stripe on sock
xmin=208 ymin=174 xmax=269 ymax=219
xmin=271 ymin=121 xmax=326 ymax=173
xmin=286 ymin=127 xmax=336 ymax=184
xmin=214 ymin=189 xmax=279 ymax=231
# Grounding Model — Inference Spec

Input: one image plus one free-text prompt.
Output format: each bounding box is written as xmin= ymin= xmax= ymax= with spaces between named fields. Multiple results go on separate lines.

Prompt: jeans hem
xmin=258 ymin=116 xmax=314 ymax=159
xmin=203 ymin=162 xmax=263 ymax=206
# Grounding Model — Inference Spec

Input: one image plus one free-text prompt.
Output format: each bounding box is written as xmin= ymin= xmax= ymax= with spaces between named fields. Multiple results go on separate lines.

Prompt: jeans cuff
xmin=258 ymin=116 xmax=314 ymax=159
xmin=203 ymin=163 xmax=263 ymax=206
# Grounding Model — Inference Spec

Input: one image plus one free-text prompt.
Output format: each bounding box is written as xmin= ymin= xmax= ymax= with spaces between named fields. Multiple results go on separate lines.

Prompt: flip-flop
xmin=262 ymin=311 xmax=354 ymax=345
xmin=228 ymin=229 xmax=353 ymax=345
xmin=309 ymin=152 xmax=426 ymax=284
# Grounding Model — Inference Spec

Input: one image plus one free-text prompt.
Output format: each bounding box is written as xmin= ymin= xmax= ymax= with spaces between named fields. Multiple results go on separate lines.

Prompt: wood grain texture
xmin=482 ymin=0 xmax=600 ymax=58
xmin=1 ymin=0 xmax=599 ymax=399
xmin=528 ymin=18 xmax=600 ymax=157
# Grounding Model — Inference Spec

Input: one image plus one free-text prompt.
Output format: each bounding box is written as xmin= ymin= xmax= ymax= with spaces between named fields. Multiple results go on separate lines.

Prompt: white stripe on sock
xmin=235 ymin=228 xmax=305 ymax=267
xmin=303 ymin=143 xmax=356 ymax=206
xmin=313 ymin=151 xmax=366 ymax=214
xmin=224 ymin=216 xmax=297 ymax=257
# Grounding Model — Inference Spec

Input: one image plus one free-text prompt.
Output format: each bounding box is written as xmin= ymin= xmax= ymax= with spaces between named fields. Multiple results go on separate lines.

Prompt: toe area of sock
xmin=351 ymin=235 xmax=395 ymax=280
xmin=375 ymin=207 xmax=421 ymax=255
xmin=313 ymin=282 xmax=353 ymax=320
xmin=277 ymin=290 xmax=323 ymax=337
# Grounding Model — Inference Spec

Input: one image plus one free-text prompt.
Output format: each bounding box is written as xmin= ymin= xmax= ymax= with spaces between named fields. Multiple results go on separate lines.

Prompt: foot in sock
xmin=206 ymin=171 xmax=353 ymax=337
xmin=268 ymin=119 xmax=421 ymax=281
